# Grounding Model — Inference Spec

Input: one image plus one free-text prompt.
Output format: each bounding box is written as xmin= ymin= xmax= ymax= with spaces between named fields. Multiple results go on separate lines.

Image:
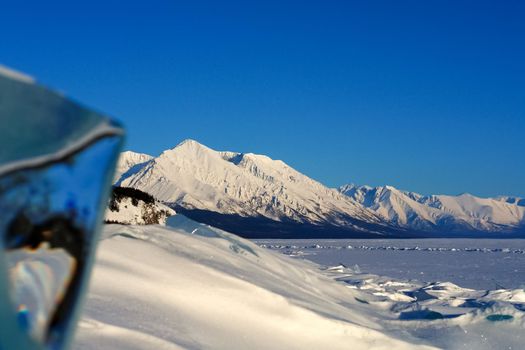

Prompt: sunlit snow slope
xmin=74 ymin=219 xmax=433 ymax=350
xmin=114 ymin=151 xmax=153 ymax=184
xmin=75 ymin=220 xmax=524 ymax=349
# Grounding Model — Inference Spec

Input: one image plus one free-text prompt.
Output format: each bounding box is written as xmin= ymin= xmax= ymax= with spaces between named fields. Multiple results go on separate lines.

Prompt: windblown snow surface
xmin=74 ymin=218 xmax=523 ymax=349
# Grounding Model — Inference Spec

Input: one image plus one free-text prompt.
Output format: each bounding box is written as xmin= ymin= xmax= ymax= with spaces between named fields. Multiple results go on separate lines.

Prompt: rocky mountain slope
xmin=105 ymin=186 xmax=175 ymax=225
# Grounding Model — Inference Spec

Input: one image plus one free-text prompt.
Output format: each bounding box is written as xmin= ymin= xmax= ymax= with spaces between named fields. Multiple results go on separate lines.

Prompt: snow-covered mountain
xmin=115 ymin=140 xmax=524 ymax=237
xmin=114 ymin=151 xmax=153 ymax=184
xmin=494 ymin=196 xmax=525 ymax=207
xmin=116 ymin=140 xmax=393 ymax=238
xmin=339 ymin=184 xmax=525 ymax=234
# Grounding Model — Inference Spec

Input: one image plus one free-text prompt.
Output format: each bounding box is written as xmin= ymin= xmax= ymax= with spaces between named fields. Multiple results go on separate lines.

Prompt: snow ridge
xmin=340 ymin=184 xmax=525 ymax=233
xmin=114 ymin=151 xmax=153 ymax=184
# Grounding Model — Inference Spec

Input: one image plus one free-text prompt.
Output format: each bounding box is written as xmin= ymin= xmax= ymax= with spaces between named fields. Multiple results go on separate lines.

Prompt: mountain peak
xmin=458 ymin=192 xmax=473 ymax=197
xmin=173 ymin=139 xmax=209 ymax=150
xmin=160 ymin=139 xmax=216 ymax=158
xmin=121 ymin=150 xmax=152 ymax=158
xmin=177 ymin=138 xmax=201 ymax=146
xmin=114 ymin=151 xmax=154 ymax=185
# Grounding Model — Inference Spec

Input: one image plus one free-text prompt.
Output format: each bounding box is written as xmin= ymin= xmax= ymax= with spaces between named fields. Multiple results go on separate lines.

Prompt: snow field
xmin=74 ymin=219 xmax=434 ymax=349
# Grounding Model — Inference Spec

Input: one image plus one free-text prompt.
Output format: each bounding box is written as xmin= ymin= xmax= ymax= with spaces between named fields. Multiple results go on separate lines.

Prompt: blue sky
xmin=1 ymin=1 xmax=524 ymax=197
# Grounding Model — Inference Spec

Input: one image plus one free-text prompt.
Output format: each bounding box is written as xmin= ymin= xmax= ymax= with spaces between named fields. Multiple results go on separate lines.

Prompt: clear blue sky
xmin=2 ymin=1 xmax=524 ymax=197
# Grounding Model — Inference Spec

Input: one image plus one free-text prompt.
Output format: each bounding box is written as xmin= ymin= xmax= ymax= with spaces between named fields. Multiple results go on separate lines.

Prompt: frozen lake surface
xmin=254 ymin=239 xmax=525 ymax=290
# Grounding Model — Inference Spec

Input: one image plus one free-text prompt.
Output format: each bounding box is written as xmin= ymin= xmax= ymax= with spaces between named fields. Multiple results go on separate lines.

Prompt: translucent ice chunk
xmin=7 ymin=243 xmax=76 ymax=342
xmin=0 ymin=68 xmax=124 ymax=349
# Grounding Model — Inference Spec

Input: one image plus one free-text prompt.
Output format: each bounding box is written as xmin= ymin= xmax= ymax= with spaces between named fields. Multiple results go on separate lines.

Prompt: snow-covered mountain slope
xmin=74 ymin=221 xmax=524 ymax=349
xmin=105 ymin=187 xmax=175 ymax=225
xmin=115 ymin=140 xmax=523 ymax=236
xmin=118 ymin=140 xmax=387 ymax=237
xmin=494 ymin=196 xmax=525 ymax=207
xmin=74 ymin=221 xmax=434 ymax=350
xmin=340 ymin=184 xmax=525 ymax=233
xmin=114 ymin=151 xmax=153 ymax=184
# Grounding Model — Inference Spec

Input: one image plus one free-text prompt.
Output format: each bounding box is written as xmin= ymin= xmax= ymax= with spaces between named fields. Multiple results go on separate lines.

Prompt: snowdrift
xmin=74 ymin=217 xmax=524 ymax=349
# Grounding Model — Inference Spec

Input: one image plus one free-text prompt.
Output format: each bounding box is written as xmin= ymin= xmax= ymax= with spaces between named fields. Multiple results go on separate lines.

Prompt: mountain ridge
xmin=115 ymin=140 xmax=525 ymax=238
xmin=339 ymin=184 xmax=525 ymax=233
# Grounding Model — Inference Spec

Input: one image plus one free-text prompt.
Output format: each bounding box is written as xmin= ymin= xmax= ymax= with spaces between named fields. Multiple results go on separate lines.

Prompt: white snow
xmin=115 ymin=141 xmax=524 ymax=235
xmin=74 ymin=219 xmax=524 ymax=349
xmin=340 ymin=184 xmax=525 ymax=233
xmin=494 ymin=196 xmax=525 ymax=207
xmin=119 ymin=140 xmax=378 ymax=226
xmin=74 ymin=219 xmax=436 ymax=350
xmin=114 ymin=151 xmax=153 ymax=184
xmin=257 ymin=238 xmax=525 ymax=290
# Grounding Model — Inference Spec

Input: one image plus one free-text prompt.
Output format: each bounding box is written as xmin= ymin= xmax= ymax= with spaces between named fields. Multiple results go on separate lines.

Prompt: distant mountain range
xmin=340 ymin=184 xmax=525 ymax=233
xmin=114 ymin=140 xmax=525 ymax=238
